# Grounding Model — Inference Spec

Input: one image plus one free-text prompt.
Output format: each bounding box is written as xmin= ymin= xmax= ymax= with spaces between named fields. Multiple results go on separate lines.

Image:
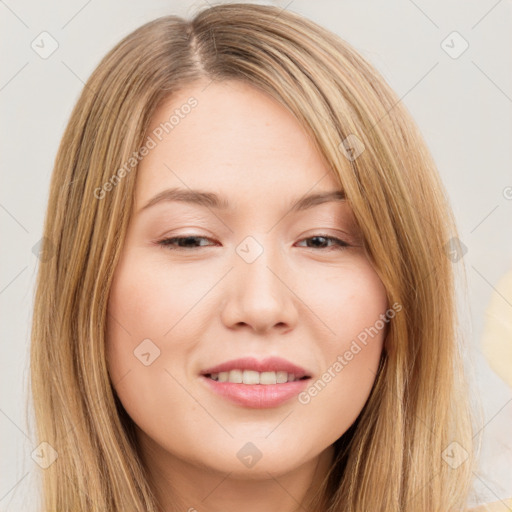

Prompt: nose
xmin=220 ymin=239 xmax=299 ymax=335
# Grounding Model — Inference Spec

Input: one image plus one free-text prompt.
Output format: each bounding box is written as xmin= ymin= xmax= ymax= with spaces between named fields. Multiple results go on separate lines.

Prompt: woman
xmin=30 ymin=3 xmax=478 ymax=510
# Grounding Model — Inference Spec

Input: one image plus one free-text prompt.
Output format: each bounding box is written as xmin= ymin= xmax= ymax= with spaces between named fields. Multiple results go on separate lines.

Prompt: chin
xmin=194 ymin=447 xmax=306 ymax=478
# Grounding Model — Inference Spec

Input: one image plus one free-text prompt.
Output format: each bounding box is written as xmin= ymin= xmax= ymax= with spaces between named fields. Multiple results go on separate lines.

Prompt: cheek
xmin=292 ymin=258 xmax=388 ymax=435
xmin=105 ymin=251 xmax=201 ymax=434
xmin=105 ymin=250 xmax=193 ymax=394
xmin=297 ymin=255 xmax=389 ymax=347
xmin=106 ymin=249 xmax=212 ymax=358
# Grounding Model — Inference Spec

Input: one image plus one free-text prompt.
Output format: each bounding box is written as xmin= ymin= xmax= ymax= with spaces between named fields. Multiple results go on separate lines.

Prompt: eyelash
xmin=156 ymin=234 xmax=350 ymax=251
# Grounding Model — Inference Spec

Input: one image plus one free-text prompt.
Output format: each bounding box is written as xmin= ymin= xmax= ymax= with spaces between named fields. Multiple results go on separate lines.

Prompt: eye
xmin=156 ymin=235 xmax=216 ymax=250
xmin=295 ymin=235 xmax=350 ymax=251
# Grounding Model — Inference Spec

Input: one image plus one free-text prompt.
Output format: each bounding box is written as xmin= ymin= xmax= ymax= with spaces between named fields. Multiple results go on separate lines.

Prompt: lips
xmin=199 ymin=356 xmax=312 ymax=408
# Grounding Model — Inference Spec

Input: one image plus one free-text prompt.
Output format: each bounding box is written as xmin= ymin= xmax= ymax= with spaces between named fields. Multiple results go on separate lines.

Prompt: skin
xmin=106 ymin=79 xmax=389 ymax=512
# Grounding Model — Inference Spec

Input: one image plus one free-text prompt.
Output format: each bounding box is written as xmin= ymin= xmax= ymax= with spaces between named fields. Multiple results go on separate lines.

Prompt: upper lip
xmin=200 ymin=357 xmax=311 ymax=379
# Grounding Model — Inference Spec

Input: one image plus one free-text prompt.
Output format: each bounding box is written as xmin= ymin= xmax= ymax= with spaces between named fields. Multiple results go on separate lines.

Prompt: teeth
xmin=228 ymin=369 xmax=243 ymax=383
xmin=276 ymin=371 xmax=288 ymax=383
xmin=259 ymin=371 xmax=277 ymax=385
xmin=243 ymin=370 xmax=260 ymax=385
xmin=208 ymin=370 xmax=303 ymax=384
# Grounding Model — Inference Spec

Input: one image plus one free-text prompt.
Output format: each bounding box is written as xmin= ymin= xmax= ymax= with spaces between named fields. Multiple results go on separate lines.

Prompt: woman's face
xmin=106 ymin=79 xmax=389 ymax=479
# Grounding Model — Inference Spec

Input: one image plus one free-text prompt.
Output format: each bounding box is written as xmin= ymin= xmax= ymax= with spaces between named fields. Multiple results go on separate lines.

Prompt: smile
xmin=207 ymin=369 xmax=307 ymax=384
xmin=199 ymin=356 xmax=312 ymax=408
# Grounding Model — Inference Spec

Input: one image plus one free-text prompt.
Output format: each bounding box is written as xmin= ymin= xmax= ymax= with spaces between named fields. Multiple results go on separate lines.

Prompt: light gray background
xmin=1 ymin=1 xmax=511 ymax=510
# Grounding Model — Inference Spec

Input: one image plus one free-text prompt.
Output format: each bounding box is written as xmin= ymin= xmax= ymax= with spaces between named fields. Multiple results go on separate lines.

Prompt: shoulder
xmin=467 ymin=499 xmax=512 ymax=511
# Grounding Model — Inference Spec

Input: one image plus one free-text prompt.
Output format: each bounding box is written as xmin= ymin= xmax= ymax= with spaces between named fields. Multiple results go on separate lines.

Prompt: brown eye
xmin=295 ymin=235 xmax=350 ymax=250
xmin=157 ymin=236 xmax=216 ymax=250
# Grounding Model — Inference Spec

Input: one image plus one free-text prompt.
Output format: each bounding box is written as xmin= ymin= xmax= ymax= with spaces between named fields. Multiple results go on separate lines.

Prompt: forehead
xmin=135 ymin=79 xmax=341 ymax=210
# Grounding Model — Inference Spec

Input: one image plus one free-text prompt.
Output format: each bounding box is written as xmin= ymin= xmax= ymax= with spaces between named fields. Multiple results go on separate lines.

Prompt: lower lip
xmin=200 ymin=376 xmax=310 ymax=409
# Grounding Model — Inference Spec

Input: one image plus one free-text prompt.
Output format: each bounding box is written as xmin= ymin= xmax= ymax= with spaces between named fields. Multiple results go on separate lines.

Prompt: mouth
xmin=204 ymin=370 xmax=310 ymax=384
xmin=199 ymin=357 xmax=312 ymax=408
xmin=200 ymin=356 xmax=312 ymax=382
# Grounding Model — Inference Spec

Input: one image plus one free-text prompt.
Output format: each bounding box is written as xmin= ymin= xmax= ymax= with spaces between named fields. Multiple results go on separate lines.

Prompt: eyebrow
xmin=139 ymin=187 xmax=346 ymax=214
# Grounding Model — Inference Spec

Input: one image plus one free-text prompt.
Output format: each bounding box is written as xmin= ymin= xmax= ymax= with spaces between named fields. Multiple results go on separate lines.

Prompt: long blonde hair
xmin=30 ymin=3 xmax=476 ymax=510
